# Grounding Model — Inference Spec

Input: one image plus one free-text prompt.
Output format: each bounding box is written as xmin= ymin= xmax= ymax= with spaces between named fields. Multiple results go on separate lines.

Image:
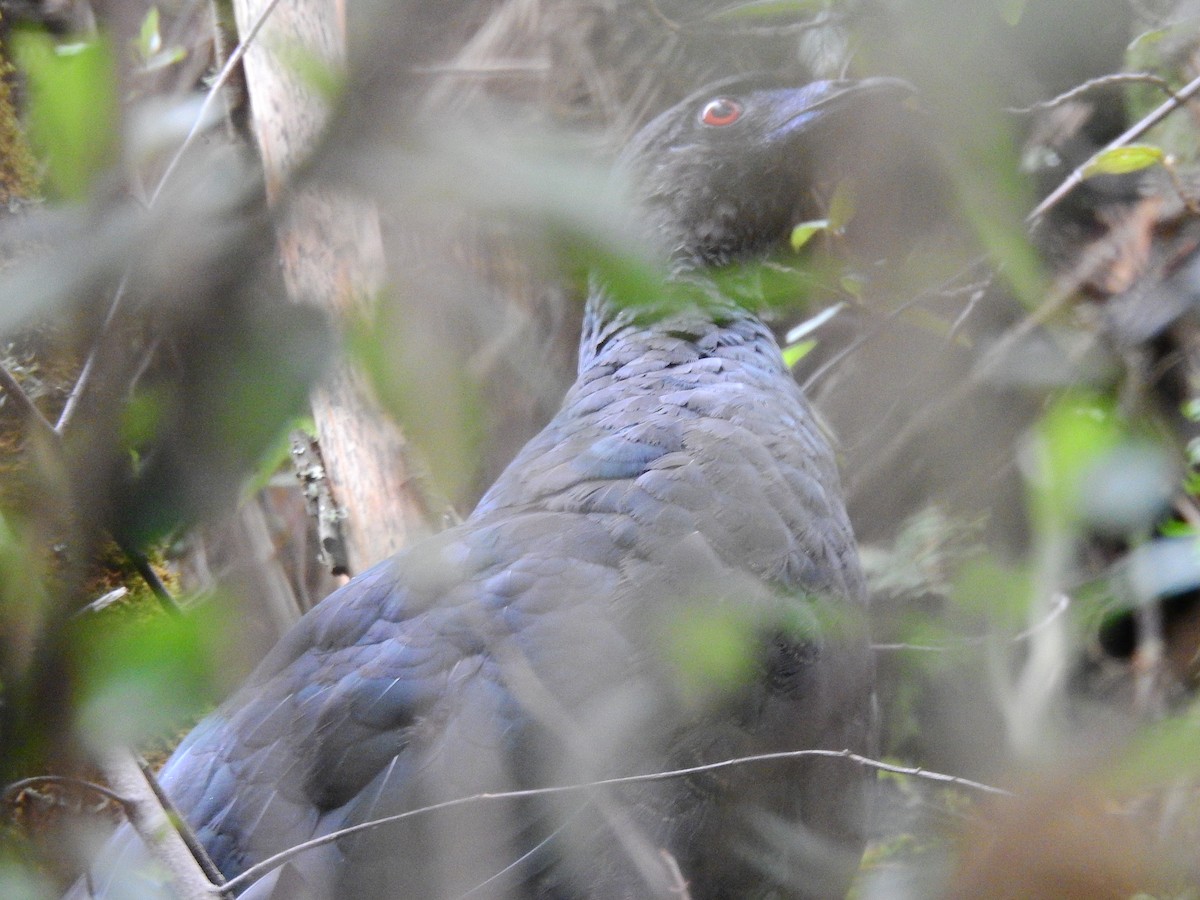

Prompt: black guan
xmin=79 ymin=75 xmax=907 ymax=899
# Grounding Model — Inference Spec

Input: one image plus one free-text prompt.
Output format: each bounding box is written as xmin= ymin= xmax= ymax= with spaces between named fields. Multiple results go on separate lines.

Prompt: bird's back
xmin=120 ymin=298 xmax=871 ymax=899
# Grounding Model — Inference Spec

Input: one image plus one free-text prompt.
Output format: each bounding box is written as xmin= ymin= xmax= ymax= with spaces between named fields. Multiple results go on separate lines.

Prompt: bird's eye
xmin=699 ymin=97 xmax=743 ymax=127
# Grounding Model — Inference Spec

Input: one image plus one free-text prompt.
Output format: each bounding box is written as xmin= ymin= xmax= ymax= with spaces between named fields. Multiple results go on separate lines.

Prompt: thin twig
xmin=945 ymin=281 xmax=992 ymax=345
xmin=136 ymin=755 xmax=227 ymax=887
xmin=1174 ymin=494 xmax=1200 ymax=531
xmin=149 ymin=0 xmax=288 ymax=206
xmin=54 ymin=0 xmax=291 ymax=615
xmin=0 ymin=361 xmax=181 ymax=615
xmin=641 ymin=0 xmax=681 ymax=32
xmin=218 ymin=748 xmax=1009 ymax=895
xmin=801 ymin=258 xmax=990 ymax=394
xmin=1161 ymin=155 xmax=1200 ymax=214
xmin=0 ymin=363 xmax=58 ymax=439
xmin=2 ymin=774 xmax=130 ymax=809
xmin=60 ymin=0 xmax=286 ymax=433
xmin=119 ymin=544 xmax=184 ymax=616
xmin=873 ymin=592 xmax=1071 ymax=652
xmin=847 ymin=271 xmax=1076 ymax=506
xmin=97 ymin=750 xmax=230 ymax=900
xmin=659 ymin=850 xmax=693 ymax=899
xmin=496 ymin=647 xmax=678 ymax=896
xmin=1029 ymin=70 xmax=1200 ymax=224
xmin=54 ymin=273 xmax=128 ymax=435
xmin=413 ymin=60 xmax=551 ymax=77
xmin=456 ymin=813 xmax=579 ymax=899
xmin=1006 ymin=73 xmax=1176 ymax=114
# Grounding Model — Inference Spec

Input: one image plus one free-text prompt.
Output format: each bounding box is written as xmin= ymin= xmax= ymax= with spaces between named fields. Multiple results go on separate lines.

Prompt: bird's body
xmin=82 ymin=75 xmax=902 ymax=899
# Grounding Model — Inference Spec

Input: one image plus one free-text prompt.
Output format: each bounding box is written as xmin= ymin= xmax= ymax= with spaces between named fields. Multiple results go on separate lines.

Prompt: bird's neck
xmin=578 ymin=278 xmax=784 ymax=376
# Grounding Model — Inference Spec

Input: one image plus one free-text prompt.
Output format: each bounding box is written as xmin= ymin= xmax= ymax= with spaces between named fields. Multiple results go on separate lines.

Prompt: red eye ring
xmin=700 ymin=97 xmax=743 ymax=127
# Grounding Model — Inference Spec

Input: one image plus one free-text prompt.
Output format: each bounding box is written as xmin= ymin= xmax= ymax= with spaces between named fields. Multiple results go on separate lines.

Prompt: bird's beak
xmin=766 ymin=77 xmax=916 ymax=141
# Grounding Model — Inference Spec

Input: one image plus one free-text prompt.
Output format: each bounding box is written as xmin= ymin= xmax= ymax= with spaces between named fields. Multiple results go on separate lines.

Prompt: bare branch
xmin=136 ymin=756 xmax=229 ymax=889
xmin=119 ymin=544 xmax=184 ymax=616
xmin=53 ymin=273 xmax=128 ymax=435
xmin=219 ymin=748 xmax=1009 ymax=895
xmin=412 ymin=59 xmax=551 ymax=78
xmin=801 ymin=261 xmax=991 ymax=393
xmin=2 ymin=774 xmax=129 ymax=809
xmin=1006 ymin=73 xmax=1176 ymax=114
xmin=1029 ymin=70 xmax=1200 ymax=224
xmin=58 ymin=0 xmax=287 ymax=435
xmin=873 ymin=592 xmax=1072 ymax=652
xmin=641 ymin=0 xmax=682 ymax=32
xmin=149 ymin=0 xmax=289 ymax=206
xmin=96 ymin=750 xmax=230 ymax=900
xmin=0 ymin=362 xmax=57 ymax=439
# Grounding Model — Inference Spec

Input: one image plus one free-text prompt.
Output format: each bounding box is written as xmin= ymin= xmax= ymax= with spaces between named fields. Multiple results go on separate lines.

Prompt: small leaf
xmin=996 ymin=0 xmax=1027 ymax=26
xmin=785 ymin=301 xmax=843 ymax=343
xmin=790 ymin=219 xmax=828 ymax=252
xmin=137 ymin=7 xmax=162 ymax=60
xmin=13 ymin=30 xmax=118 ymax=199
xmin=143 ymin=46 xmax=187 ymax=73
xmin=828 ymin=179 xmax=857 ymax=232
xmin=75 ymin=604 xmax=224 ymax=748
xmin=782 ymin=339 xmax=816 ymax=368
xmin=668 ymin=608 xmax=759 ymax=701
xmin=276 ymin=42 xmax=345 ymax=103
xmin=1185 ymin=470 xmax=1200 ymax=496
xmin=1031 ymin=394 xmax=1126 ymax=531
xmin=839 ymin=272 xmax=865 ymax=299
xmin=707 ymin=0 xmax=828 ymax=21
xmin=1161 ymin=519 xmax=1198 ymax=538
xmin=1082 ymin=144 xmax=1165 ymax=179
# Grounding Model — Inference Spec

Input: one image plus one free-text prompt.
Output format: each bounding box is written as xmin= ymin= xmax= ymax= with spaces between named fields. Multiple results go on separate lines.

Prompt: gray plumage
xmin=82 ymin=75 xmax=906 ymax=900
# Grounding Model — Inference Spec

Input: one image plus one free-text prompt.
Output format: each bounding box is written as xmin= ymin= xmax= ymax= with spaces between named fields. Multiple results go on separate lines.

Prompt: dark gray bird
xmin=82 ymin=75 xmax=905 ymax=900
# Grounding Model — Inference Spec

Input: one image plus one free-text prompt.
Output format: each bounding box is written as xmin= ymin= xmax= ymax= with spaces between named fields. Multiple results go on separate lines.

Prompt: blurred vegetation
xmin=2 ymin=0 xmax=1200 ymax=896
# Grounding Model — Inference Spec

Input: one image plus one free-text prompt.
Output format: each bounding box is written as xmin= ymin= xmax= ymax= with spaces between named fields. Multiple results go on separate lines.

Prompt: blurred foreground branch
xmin=94 ymin=750 xmax=227 ymax=900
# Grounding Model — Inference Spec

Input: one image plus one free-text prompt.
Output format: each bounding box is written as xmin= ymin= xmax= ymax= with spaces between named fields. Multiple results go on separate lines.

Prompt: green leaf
xmin=74 ymin=604 xmax=223 ymax=747
xmin=1031 ymin=394 xmax=1124 ymax=530
xmin=1185 ymin=469 xmax=1200 ymax=496
xmin=136 ymin=7 xmax=162 ymax=60
xmin=120 ymin=386 xmax=169 ymax=453
xmin=667 ymin=608 xmax=759 ymax=701
xmin=349 ymin=295 xmax=484 ymax=502
xmin=12 ymin=30 xmax=118 ymax=200
xmin=707 ymin=0 xmax=830 ymax=22
xmin=790 ymin=219 xmax=829 ymax=252
xmin=1082 ymin=144 xmax=1165 ymax=179
xmin=839 ymin=272 xmax=865 ymax=299
xmin=996 ymin=0 xmax=1027 ymax=26
xmin=1161 ymin=519 xmax=1198 ymax=538
xmin=1106 ymin=716 xmax=1200 ymax=792
xmin=1188 ymin=437 xmax=1200 ymax=467
xmin=276 ymin=42 xmax=345 ymax=103
xmin=244 ymin=416 xmax=316 ymax=495
xmin=953 ymin=557 xmax=1032 ymax=627
xmin=782 ymin=339 xmax=816 ymax=368
xmin=828 ymin=179 xmax=857 ymax=232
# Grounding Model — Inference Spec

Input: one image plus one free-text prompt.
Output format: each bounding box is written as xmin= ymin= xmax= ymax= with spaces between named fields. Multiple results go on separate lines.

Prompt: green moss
xmin=0 ymin=18 xmax=41 ymax=204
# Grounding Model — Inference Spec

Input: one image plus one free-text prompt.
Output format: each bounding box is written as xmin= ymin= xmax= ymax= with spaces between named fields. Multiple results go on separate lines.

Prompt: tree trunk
xmin=230 ymin=0 xmax=432 ymax=574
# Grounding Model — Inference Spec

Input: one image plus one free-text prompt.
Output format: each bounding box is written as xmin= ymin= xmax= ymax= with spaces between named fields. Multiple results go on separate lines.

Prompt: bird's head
xmin=616 ymin=75 xmax=914 ymax=272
